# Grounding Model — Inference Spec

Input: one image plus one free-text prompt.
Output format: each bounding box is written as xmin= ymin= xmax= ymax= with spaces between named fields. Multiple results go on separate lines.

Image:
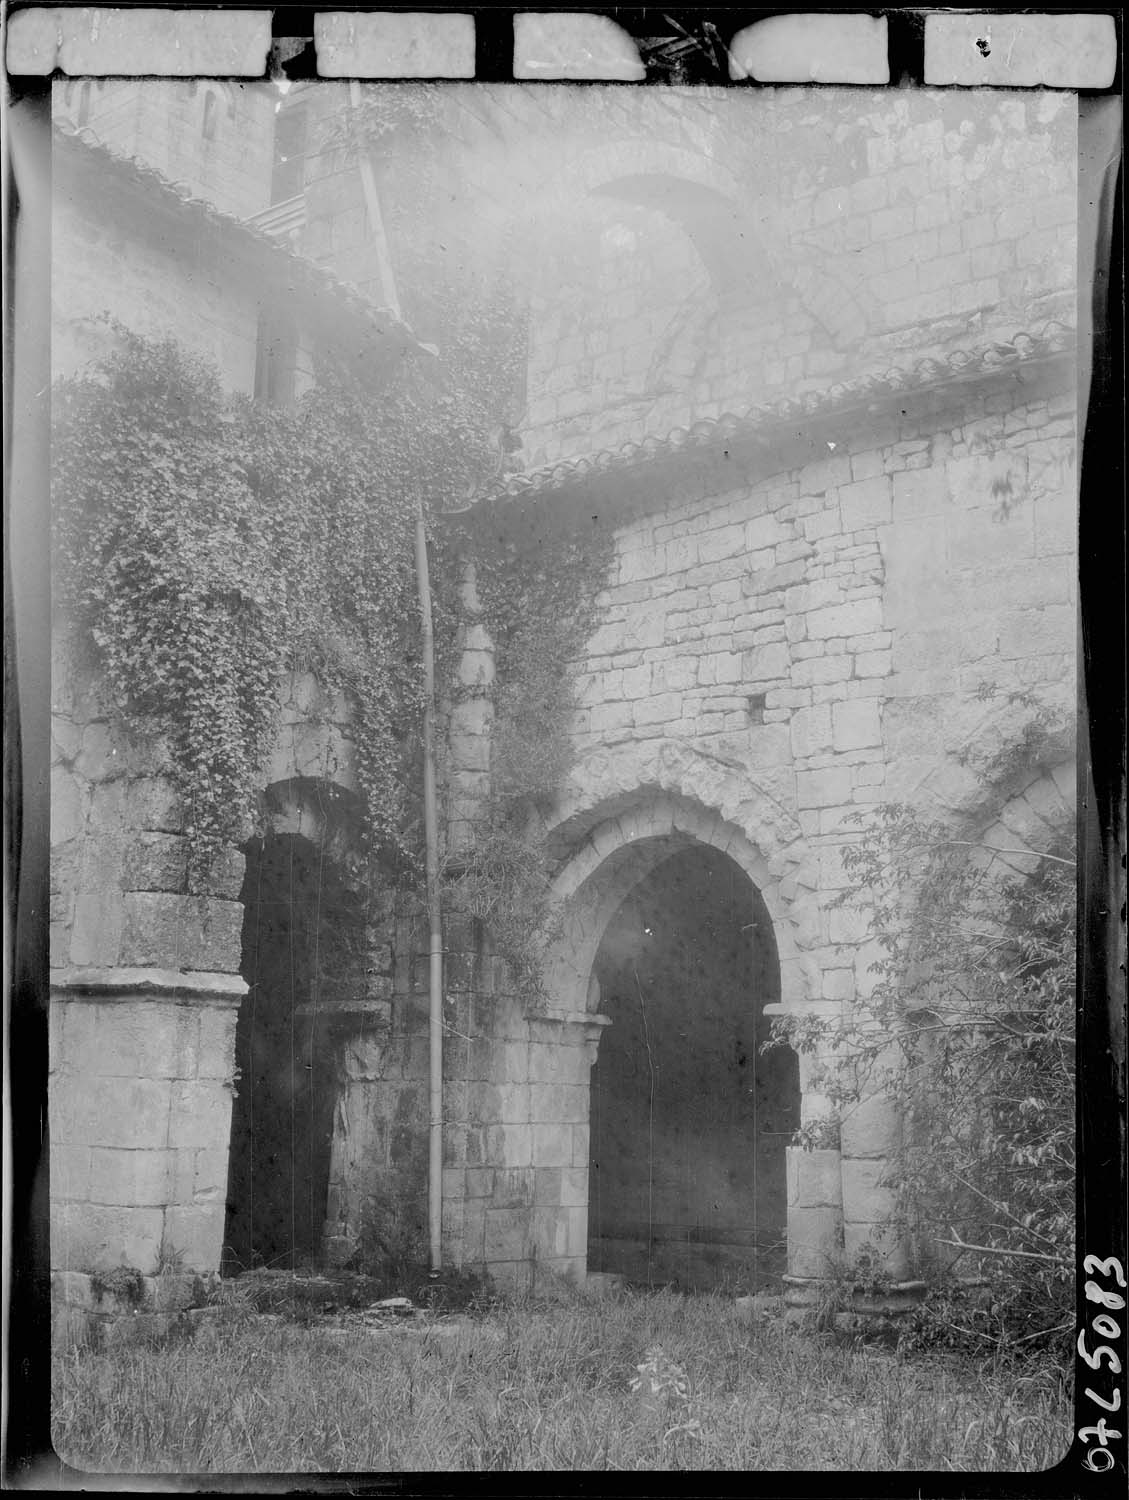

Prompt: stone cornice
xmin=50 ymin=967 xmax=247 ymax=1001
xmin=462 ymin=322 xmax=1075 ymax=513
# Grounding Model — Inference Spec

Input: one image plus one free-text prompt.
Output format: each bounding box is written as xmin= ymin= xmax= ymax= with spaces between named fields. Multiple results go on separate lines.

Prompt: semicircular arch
xmin=540 ymin=787 xmax=816 ymax=1018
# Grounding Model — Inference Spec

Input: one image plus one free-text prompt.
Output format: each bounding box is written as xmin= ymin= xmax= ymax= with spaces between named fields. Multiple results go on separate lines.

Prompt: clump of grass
xmin=52 ymin=1289 xmax=1072 ymax=1473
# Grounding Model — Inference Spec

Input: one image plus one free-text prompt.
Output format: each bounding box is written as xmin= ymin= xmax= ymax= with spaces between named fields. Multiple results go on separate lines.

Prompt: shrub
xmin=772 ymin=729 xmax=1075 ymax=1357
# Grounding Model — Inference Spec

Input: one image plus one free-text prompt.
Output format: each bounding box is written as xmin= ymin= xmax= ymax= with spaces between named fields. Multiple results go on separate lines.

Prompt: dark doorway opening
xmin=223 ymin=833 xmax=364 ymax=1273
xmin=587 ymin=843 xmax=799 ymax=1290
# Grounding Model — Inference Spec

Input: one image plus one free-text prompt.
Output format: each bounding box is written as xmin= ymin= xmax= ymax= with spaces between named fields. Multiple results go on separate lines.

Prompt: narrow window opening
xmin=271 ymin=101 xmax=309 ymax=205
xmin=253 ymin=312 xmax=299 ymax=408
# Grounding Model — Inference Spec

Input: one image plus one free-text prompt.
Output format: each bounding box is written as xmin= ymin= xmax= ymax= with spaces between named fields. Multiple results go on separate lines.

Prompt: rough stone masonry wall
xmin=561 ymin=377 xmax=1076 ymax=1280
xmin=54 ymin=78 xmax=276 ymax=221
xmin=520 ymin=90 xmax=1075 ymax=468
xmin=49 ymin=635 xmax=247 ymax=1290
xmin=51 ymin=178 xmax=262 ymax=391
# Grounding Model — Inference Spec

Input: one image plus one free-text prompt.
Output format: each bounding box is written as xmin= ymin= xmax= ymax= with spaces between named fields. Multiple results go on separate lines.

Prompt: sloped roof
xmin=478 ymin=320 xmax=1075 ymax=506
xmin=53 ymin=121 xmax=422 ymax=357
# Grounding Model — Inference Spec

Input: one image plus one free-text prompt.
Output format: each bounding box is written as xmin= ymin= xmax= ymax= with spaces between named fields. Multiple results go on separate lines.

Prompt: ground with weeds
xmin=52 ymin=1282 xmax=1072 ymax=1474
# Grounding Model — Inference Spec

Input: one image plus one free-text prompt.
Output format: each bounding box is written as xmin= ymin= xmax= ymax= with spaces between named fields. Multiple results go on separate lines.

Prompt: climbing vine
xmin=770 ymin=708 xmax=1076 ymax=1355
xmin=52 ymin=309 xmax=526 ymax=887
xmin=435 ymin=508 xmax=614 ymax=997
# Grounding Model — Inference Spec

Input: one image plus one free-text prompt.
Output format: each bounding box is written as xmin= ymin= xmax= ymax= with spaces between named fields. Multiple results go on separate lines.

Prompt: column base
xmin=782 ymin=1273 xmax=927 ymax=1331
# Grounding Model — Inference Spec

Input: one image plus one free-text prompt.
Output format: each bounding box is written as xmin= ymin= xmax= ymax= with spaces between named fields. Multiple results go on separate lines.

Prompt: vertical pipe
xmin=348 ymin=81 xmax=402 ymax=321
xmin=349 ymin=80 xmax=443 ymax=1270
xmin=415 ymin=508 xmax=444 ymax=1274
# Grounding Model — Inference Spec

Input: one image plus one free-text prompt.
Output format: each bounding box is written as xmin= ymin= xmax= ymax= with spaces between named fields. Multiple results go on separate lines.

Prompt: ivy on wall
xmin=52 ymin=332 xmax=418 ymax=882
xmin=436 ymin=508 xmax=614 ymax=995
xmin=52 ymin=320 xmax=612 ymax=984
xmin=51 ymin=316 xmax=528 ymax=885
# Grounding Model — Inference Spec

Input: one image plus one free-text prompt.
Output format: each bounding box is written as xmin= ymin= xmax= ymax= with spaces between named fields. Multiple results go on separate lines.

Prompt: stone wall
xmin=543 ymin=372 xmax=1076 ymax=1283
xmin=516 ymin=89 xmax=1076 ymax=468
xmin=52 ymin=163 xmax=262 ymax=391
xmin=53 ymin=78 xmax=276 ymax=220
xmin=49 ymin=633 xmax=247 ymax=1286
xmin=47 ymin=80 xmax=1080 ymax=1308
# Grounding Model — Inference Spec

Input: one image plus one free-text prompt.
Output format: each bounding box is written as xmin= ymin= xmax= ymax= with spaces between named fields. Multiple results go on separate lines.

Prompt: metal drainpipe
xmin=348 ymin=82 xmax=445 ymax=1274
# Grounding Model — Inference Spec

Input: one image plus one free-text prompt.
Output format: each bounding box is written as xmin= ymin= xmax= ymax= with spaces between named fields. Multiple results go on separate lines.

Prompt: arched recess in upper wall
xmin=495 ymin=137 xmax=877 ymax=445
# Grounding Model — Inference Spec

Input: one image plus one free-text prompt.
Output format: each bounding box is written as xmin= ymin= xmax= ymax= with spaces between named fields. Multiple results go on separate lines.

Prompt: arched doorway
xmin=223 ymin=822 xmax=367 ymax=1273
xmin=587 ymin=843 xmax=799 ymax=1290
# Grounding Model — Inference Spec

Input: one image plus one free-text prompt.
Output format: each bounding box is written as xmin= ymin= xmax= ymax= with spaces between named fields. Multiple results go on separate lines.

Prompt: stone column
xmin=524 ymin=1010 xmax=610 ymax=1286
xmin=50 ymin=971 xmax=243 ymax=1278
xmin=318 ymin=1023 xmax=389 ymax=1265
xmin=840 ymin=1078 xmax=908 ymax=1275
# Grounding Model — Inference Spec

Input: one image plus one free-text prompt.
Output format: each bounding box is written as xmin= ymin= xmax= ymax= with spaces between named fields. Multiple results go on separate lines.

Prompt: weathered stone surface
xmin=88 ymin=1148 xmax=174 ymax=1207
xmin=832 ymin=698 xmax=882 ymax=752
xmin=839 ymin=1095 xmax=902 ymax=1160
xmin=787 ymin=1148 xmax=842 ymax=1209
xmin=48 ymin=84 xmax=1079 ymax=1297
xmin=119 ymin=894 xmax=244 ymax=973
xmin=51 ymin=1200 xmax=165 ymax=1275
xmin=787 ymin=1206 xmax=844 ymax=1278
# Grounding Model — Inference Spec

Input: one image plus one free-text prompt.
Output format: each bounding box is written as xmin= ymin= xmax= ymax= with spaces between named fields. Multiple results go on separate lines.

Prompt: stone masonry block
xmin=742 ymin=643 xmax=789 ymax=681
xmin=69 ymin=892 xmax=125 ymax=967
xmin=892 ymin=466 xmax=950 ymax=519
xmin=633 ymin=693 xmax=682 ymax=727
xmin=190 ymin=1148 xmax=231 ymax=1206
xmin=484 ymin=1207 xmax=530 ymax=1264
xmin=532 ymin=1123 xmax=572 ymax=1168
xmin=560 ymin=1167 xmax=588 ymax=1208
xmin=947 ymin=451 xmax=1028 ymax=513
xmin=799 ymin=454 xmax=853 ymax=495
xmin=51 ymin=766 xmax=85 ymax=846
xmin=838 ymin=476 xmax=892 ymax=531
xmin=51 ymin=1200 xmax=165 ymax=1275
xmin=841 ymin=1158 xmax=899 ymax=1225
xmin=564 ymin=1207 xmax=588 ymax=1260
xmin=198 ymin=844 xmax=246 ymax=900
xmin=787 ymin=1205 xmax=844 ymax=1278
xmin=530 ymin=1207 xmax=569 ymax=1260
xmin=52 ymin=1144 xmax=92 ymax=1203
xmin=132 ymin=777 xmax=186 ymax=833
xmin=56 ymin=998 xmax=199 ymax=1081
xmin=789 ymin=704 xmax=833 ymax=760
xmin=807 ymin=598 xmax=883 ymax=640
xmin=195 ymin=1003 xmax=239 ymax=1081
xmin=464 ymin=1168 xmax=495 ymax=1201
xmin=163 ymin=1203 xmax=227 ymax=1273
xmin=534 ymin=1167 xmax=562 ymax=1207
xmin=787 ymin=1148 xmax=843 ymax=1209
xmin=839 ymin=1094 xmax=902 ymax=1159
xmin=843 ymin=1222 xmax=911 ymax=1279
xmin=795 ymin=766 xmax=855 ymax=808
xmin=54 ymin=1075 xmax=173 ymax=1151
xmin=827 ymin=901 xmax=872 ymax=943
xmin=168 ymin=1081 xmax=235 ymax=1151
xmin=492 ymin=1167 xmax=535 ymax=1209
xmin=122 ymin=833 xmax=189 ymax=893
xmin=832 ymin=698 xmax=882 ymax=751
xmin=996 ymin=605 xmax=1073 ymax=660
xmin=88 ymin=1148 xmax=174 ymax=1207
xmin=119 ymin=893 xmax=244 ymax=973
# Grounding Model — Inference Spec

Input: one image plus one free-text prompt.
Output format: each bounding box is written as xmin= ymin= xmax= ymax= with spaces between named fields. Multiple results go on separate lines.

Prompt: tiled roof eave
xmin=473 ymin=323 xmax=1076 ymax=509
xmin=53 ymin=122 xmax=422 ymax=355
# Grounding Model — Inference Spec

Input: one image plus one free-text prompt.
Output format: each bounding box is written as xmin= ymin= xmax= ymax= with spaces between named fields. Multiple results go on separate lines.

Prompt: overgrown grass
xmin=52 ymin=1289 xmax=1071 ymax=1474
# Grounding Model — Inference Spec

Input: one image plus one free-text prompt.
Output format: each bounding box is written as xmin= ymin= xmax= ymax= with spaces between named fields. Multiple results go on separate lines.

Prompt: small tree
xmin=772 ymin=733 xmax=1075 ymax=1355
